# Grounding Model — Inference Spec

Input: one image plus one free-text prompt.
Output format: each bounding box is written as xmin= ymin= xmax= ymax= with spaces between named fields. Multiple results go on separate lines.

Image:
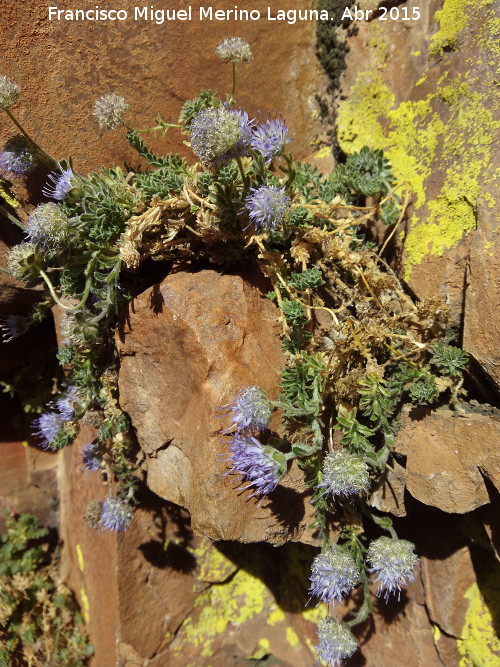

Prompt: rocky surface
xmin=117 ymin=269 xmax=320 ymax=546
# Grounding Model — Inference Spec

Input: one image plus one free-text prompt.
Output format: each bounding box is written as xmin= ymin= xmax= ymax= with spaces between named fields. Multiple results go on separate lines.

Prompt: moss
xmin=458 ymin=583 xmax=500 ymax=665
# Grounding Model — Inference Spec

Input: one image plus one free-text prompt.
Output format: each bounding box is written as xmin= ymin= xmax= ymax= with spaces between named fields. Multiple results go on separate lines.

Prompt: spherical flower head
xmin=7 ymin=242 xmax=46 ymax=286
xmin=190 ymin=106 xmax=241 ymax=163
xmin=309 ymin=544 xmax=360 ymax=605
xmin=367 ymin=536 xmax=418 ymax=602
xmin=42 ymin=167 xmax=77 ymax=201
xmin=0 ymin=314 xmax=27 ymax=343
xmin=216 ymin=37 xmax=252 ymax=63
xmin=0 ymin=136 xmax=37 ymax=176
xmin=245 ymin=185 xmax=290 ymax=232
xmin=33 ymin=411 xmax=64 ymax=449
xmin=315 ymin=617 xmax=358 ymax=667
xmin=0 ymin=75 xmax=20 ymax=110
xmin=225 ymin=386 xmax=272 ymax=433
xmin=26 ymin=203 xmax=71 ymax=249
xmin=56 ymin=385 xmax=80 ymax=421
xmin=226 ymin=433 xmax=286 ymax=500
xmin=99 ymin=497 xmax=133 ymax=532
xmin=81 ymin=443 xmax=102 ymax=473
xmin=93 ymin=93 xmax=129 ymax=130
xmin=251 ymin=117 xmax=291 ymax=163
xmin=318 ymin=449 xmax=371 ymax=500
xmin=231 ymin=109 xmax=256 ymax=155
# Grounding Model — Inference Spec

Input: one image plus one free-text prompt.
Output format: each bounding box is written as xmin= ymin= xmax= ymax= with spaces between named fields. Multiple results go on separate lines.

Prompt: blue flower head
xmin=315 ymin=617 xmax=358 ymax=667
xmin=0 ymin=314 xmax=27 ymax=343
xmin=225 ymin=433 xmax=286 ymax=500
xmin=231 ymin=109 xmax=256 ymax=155
xmin=251 ymin=117 xmax=291 ymax=163
xmin=0 ymin=136 xmax=37 ymax=176
xmin=190 ymin=106 xmax=242 ymax=163
xmin=81 ymin=443 xmax=103 ymax=473
xmin=318 ymin=449 xmax=371 ymax=500
xmin=245 ymin=185 xmax=290 ymax=232
xmin=33 ymin=411 xmax=64 ymax=449
xmin=43 ymin=167 xmax=76 ymax=201
xmin=99 ymin=497 xmax=133 ymax=532
xmin=309 ymin=544 xmax=360 ymax=605
xmin=224 ymin=386 xmax=272 ymax=433
xmin=367 ymin=536 xmax=418 ymax=602
xmin=56 ymin=385 xmax=80 ymax=421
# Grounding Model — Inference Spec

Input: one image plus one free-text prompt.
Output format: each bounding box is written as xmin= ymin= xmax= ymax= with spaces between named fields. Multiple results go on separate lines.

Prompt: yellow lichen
xmin=267 ymin=607 xmax=286 ymax=626
xmin=429 ymin=0 xmax=470 ymax=56
xmin=249 ymin=638 xmax=271 ymax=659
xmin=286 ymin=626 xmax=300 ymax=648
xmin=458 ymin=583 xmax=500 ymax=666
xmin=189 ymin=540 xmax=237 ymax=583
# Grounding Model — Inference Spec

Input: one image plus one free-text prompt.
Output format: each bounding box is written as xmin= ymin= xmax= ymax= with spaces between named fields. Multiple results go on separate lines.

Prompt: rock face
xmin=337 ymin=0 xmax=500 ymax=392
xmin=117 ymin=270 xmax=318 ymax=546
xmin=394 ymin=408 xmax=500 ymax=514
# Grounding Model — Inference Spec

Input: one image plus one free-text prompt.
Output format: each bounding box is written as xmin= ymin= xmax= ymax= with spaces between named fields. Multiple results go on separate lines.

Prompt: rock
xmin=369 ymin=459 xmax=407 ymax=517
xmin=395 ymin=408 xmax=500 ymax=514
xmin=117 ymin=270 xmax=319 ymax=546
xmin=337 ymin=0 xmax=499 ymax=334
xmin=0 ymin=0 xmax=327 ymax=174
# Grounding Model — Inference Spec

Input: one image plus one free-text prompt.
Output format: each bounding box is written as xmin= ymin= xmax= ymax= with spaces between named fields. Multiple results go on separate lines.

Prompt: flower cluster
xmin=216 ymin=37 xmax=252 ymax=63
xmin=225 ymin=433 xmax=286 ymax=499
xmin=318 ymin=449 xmax=371 ymax=500
xmin=190 ymin=106 xmax=242 ymax=163
xmin=93 ymin=93 xmax=129 ymax=131
xmin=0 ymin=75 xmax=20 ymax=110
xmin=81 ymin=443 xmax=103 ymax=473
xmin=367 ymin=537 xmax=418 ymax=601
xmin=0 ymin=135 xmax=37 ymax=176
xmin=315 ymin=617 xmax=358 ymax=667
xmin=245 ymin=185 xmax=290 ymax=232
xmin=25 ymin=203 xmax=72 ymax=249
xmin=32 ymin=386 xmax=81 ymax=450
xmin=0 ymin=314 xmax=27 ymax=343
xmin=43 ymin=167 xmax=77 ymax=201
xmin=251 ymin=117 xmax=291 ymax=163
xmin=309 ymin=544 xmax=360 ymax=605
xmin=224 ymin=385 xmax=272 ymax=433
xmin=82 ymin=497 xmax=133 ymax=531
xmin=7 ymin=242 xmax=46 ymax=286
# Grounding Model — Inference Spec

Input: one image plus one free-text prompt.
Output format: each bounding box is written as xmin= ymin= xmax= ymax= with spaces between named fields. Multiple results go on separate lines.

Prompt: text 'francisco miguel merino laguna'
xmin=47 ymin=5 xmax=342 ymax=24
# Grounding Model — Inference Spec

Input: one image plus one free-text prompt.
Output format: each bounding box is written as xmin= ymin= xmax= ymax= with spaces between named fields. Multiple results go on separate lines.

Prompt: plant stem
xmin=40 ymin=269 xmax=92 ymax=312
xmin=3 ymin=109 xmax=58 ymax=169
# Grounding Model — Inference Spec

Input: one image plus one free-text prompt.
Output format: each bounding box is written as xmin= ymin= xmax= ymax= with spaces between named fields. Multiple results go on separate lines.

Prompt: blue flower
xmin=190 ymin=107 xmax=241 ymax=164
xmin=0 ymin=136 xmax=37 ymax=176
xmin=43 ymin=167 xmax=76 ymax=200
xmin=225 ymin=433 xmax=286 ymax=500
xmin=223 ymin=386 xmax=272 ymax=433
xmin=231 ymin=109 xmax=256 ymax=155
xmin=0 ymin=314 xmax=27 ymax=343
xmin=251 ymin=117 xmax=291 ymax=163
xmin=33 ymin=411 xmax=64 ymax=449
xmin=367 ymin=537 xmax=418 ymax=602
xmin=99 ymin=497 xmax=133 ymax=532
xmin=309 ymin=545 xmax=360 ymax=605
xmin=317 ymin=449 xmax=371 ymax=500
xmin=315 ymin=617 xmax=358 ymax=667
xmin=81 ymin=443 xmax=102 ymax=473
xmin=56 ymin=385 xmax=80 ymax=421
xmin=245 ymin=185 xmax=290 ymax=232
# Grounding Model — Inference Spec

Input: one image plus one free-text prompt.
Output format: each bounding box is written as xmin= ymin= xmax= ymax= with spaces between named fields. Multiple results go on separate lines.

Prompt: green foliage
xmin=278 ymin=354 xmax=323 ymax=420
xmin=134 ymin=167 xmax=185 ymax=199
xmin=288 ymin=267 xmax=325 ymax=290
xmin=279 ymin=299 xmax=312 ymax=353
xmin=0 ymin=512 xmax=92 ymax=666
xmin=333 ymin=406 xmax=375 ymax=455
xmin=431 ymin=342 xmax=468 ymax=377
xmin=178 ymin=89 xmax=220 ymax=128
xmin=359 ymin=374 xmax=396 ymax=431
xmin=380 ymin=194 xmax=401 ymax=226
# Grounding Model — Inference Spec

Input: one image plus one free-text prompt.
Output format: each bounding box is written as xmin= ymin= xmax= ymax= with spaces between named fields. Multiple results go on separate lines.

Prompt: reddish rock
xmin=395 ymin=408 xmax=500 ymax=514
xmin=117 ymin=270 xmax=319 ymax=546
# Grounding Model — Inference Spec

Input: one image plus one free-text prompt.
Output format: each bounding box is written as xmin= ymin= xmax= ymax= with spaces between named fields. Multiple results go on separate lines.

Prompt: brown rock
xmin=395 ymin=408 xmax=500 ymax=513
xmin=369 ymin=459 xmax=407 ymax=517
xmin=117 ymin=270 xmax=319 ymax=546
